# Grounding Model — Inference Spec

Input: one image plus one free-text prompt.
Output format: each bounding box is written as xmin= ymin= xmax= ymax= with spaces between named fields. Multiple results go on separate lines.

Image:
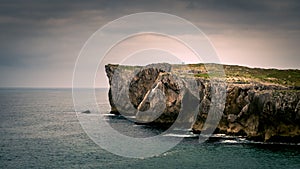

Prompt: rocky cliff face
xmin=105 ymin=63 xmax=300 ymax=142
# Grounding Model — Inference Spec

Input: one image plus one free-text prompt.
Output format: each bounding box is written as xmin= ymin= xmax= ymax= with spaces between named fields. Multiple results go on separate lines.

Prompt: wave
xmin=100 ymin=113 xmax=116 ymax=116
xmin=163 ymin=133 xmax=199 ymax=138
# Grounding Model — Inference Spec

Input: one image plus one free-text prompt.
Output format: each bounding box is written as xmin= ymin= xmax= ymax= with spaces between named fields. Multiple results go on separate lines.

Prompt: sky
xmin=0 ymin=0 xmax=299 ymax=88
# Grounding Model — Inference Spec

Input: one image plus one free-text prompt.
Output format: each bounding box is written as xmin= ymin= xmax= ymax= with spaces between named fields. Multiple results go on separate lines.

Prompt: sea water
xmin=0 ymin=88 xmax=299 ymax=169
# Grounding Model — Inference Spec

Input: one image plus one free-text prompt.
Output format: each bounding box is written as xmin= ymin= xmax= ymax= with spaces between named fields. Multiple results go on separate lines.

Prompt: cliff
xmin=105 ymin=63 xmax=300 ymax=142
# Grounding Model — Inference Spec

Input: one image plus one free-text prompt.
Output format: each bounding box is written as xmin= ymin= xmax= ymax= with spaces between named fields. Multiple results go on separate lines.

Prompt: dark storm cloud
xmin=184 ymin=0 xmax=300 ymax=30
xmin=0 ymin=0 xmax=299 ymax=20
xmin=186 ymin=0 xmax=267 ymax=11
xmin=0 ymin=0 xmax=299 ymax=33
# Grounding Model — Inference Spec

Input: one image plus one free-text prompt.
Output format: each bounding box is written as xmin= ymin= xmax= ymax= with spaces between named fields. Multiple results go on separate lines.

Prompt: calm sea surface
xmin=0 ymin=88 xmax=299 ymax=169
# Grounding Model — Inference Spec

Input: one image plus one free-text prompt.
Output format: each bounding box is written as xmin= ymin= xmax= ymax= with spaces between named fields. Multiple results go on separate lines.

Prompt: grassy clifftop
xmin=113 ymin=63 xmax=300 ymax=88
xmin=171 ymin=63 xmax=300 ymax=88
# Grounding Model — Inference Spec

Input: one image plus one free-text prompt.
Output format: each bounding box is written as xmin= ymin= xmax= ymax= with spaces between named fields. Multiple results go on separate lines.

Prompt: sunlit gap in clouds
xmin=95 ymin=33 xmax=204 ymax=88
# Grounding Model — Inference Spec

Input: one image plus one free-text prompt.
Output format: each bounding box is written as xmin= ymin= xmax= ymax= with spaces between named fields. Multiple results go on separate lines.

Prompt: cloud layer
xmin=0 ymin=0 xmax=299 ymax=87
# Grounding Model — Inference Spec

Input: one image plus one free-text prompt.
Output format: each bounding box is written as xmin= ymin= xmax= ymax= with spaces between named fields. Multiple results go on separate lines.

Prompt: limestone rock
xmin=105 ymin=63 xmax=300 ymax=142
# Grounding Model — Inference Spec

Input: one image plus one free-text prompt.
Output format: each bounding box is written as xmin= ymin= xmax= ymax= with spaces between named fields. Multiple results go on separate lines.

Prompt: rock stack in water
xmin=105 ymin=63 xmax=300 ymax=142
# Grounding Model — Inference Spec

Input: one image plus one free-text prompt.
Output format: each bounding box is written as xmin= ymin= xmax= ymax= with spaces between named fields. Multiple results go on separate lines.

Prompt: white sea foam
xmin=100 ymin=113 xmax=116 ymax=117
xmin=172 ymin=128 xmax=193 ymax=132
xmin=220 ymin=140 xmax=238 ymax=144
xmin=163 ymin=133 xmax=198 ymax=138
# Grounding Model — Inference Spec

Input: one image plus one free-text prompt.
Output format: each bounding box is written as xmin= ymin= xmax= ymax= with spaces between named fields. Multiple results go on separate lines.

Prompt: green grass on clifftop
xmin=113 ymin=63 xmax=300 ymax=88
xmin=174 ymin=64 xmax=300 ymax=87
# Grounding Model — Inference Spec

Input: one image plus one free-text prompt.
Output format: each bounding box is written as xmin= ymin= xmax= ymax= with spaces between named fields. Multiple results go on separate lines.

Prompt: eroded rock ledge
xmin=105 ymin=63 xmax=300 ymax=142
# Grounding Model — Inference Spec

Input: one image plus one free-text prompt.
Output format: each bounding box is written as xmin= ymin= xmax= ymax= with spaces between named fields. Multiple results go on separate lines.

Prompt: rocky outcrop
xmin=211 ymin=86 xmax=300 ymax=142
xmin=105 ymin=63 xmax=300 ymax=142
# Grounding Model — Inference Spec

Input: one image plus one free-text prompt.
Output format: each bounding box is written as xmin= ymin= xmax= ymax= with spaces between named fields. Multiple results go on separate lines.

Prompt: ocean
xmin=0 ymin=88 xmax=299 ymax=169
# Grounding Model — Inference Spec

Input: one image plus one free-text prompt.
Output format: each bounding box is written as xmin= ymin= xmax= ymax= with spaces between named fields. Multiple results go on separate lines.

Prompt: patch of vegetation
xmin=178 ymin=64 xmax=299 ymax=87
xmin=118 ymin=65 xmax=142 ymax=71
xmin=223 ymin=65 xmax=300 ymax=87
xmin=117 ymin=63 xmax=300 ymax=87
xmin=194 ymin=73 xmax=209 ymax=78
